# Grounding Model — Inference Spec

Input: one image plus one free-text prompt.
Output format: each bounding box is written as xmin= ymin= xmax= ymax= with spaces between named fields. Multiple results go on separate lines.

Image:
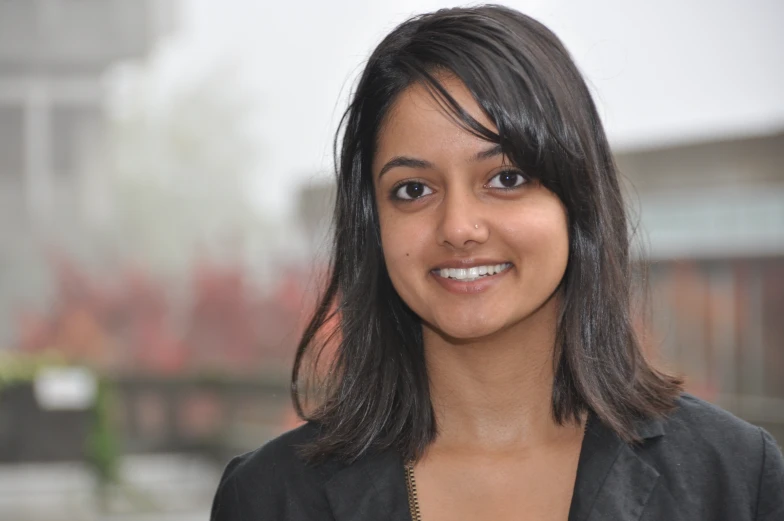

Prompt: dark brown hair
xmin=292 ymin=4 xmax=682 ymax=464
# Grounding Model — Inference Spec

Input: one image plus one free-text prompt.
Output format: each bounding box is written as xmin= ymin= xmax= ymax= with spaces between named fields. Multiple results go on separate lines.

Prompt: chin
xmin=427 ymin=318 xmax=504 ymax=343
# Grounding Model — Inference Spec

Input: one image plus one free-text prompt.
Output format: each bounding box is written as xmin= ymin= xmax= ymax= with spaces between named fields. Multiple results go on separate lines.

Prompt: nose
xmin=436 ymin=187 xmax=489 ymax=250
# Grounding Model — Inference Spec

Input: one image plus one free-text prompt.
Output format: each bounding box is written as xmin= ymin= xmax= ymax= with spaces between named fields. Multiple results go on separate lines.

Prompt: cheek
xmin=535 ymin=219 xmax=569 ymax=260
xmin=379 ymin=211 xmax=402 ymax=264
xmin=505 ymin=204 xmax=569 ymax=268
xmin=379 ymin=212 xmax=433 ymax=297
xmin=379 ymin=212 xmax=416 ymax=273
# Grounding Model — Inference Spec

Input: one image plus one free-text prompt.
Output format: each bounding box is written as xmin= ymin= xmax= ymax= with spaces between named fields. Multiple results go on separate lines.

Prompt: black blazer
xmin=211 ymin=394 xmax=784 ymax=520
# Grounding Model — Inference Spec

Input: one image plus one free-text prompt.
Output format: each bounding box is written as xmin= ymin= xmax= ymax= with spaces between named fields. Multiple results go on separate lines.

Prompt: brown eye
xmin=487 ymin=170 xmax=526 ymax=189
xmin=394 ymin=182 xmax=433 ymax=200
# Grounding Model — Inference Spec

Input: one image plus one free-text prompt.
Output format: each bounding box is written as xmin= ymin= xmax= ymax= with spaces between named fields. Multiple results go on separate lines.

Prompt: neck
xmin=422 ymin=295 xmax=579 ymax=452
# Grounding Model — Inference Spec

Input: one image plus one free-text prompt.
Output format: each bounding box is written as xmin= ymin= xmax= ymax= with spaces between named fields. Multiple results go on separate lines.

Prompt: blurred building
xmin=0 ymin=0 xmax=174 ymax=346
xmin=617 ymin=131 xmax=784 ymax=441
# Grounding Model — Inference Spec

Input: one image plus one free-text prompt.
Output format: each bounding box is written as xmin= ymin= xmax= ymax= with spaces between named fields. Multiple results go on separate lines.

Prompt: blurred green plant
xmin=85 ymin=377 xmax=120 ymax=486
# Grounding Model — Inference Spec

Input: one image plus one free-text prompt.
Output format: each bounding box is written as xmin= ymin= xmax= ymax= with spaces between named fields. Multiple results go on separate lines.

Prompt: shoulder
xmin=210 ymin=422 xmax=337 ymax=520
xmin=663 ymin=393 xmax=766 ymax=448
xmin=219 ymin=421 xmax=324 ymax=484
xmin=642 ymin=393 xmax=784 ymax=519
xmin=654 ymin=393 xmax=778 ymax=466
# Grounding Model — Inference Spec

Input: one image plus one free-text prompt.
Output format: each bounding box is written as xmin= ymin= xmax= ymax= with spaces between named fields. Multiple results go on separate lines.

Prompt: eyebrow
xmin=377 ymin=143 xmax=504 ymax=178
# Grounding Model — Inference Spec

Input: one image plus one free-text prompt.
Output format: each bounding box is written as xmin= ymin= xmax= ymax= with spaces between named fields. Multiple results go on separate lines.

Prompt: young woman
xmin=211 ymin=5 xmax=784 ymax=520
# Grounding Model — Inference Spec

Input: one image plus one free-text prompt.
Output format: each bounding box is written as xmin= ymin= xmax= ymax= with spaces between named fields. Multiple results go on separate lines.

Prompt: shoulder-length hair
xmin=292 ymin=4 xmax=682 ymax=464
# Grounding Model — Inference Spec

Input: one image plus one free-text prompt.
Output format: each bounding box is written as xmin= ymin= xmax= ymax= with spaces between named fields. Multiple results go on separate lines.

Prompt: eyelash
xmin=389 ymin=169 xmax=528 ymax=202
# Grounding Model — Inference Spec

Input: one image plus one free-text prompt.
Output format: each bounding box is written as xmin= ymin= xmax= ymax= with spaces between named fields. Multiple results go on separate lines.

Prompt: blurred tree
xmin=104 ymin=59 xmax=267 ymax=282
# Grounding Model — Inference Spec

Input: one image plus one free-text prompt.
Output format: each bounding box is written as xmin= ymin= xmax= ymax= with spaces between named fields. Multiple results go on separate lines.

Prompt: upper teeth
xmin=438 ymin=263 xmax=511 ymax=280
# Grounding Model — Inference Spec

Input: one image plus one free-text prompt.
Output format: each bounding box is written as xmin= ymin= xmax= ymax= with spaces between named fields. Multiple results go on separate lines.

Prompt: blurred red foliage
xmin=15 ymin=253 xmax=320 ymax=376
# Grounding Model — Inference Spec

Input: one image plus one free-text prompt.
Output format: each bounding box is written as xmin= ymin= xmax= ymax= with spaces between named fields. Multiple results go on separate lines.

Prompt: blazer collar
xmin=568 ymin=414 xmax=663 ymax=521
xmin=324 ymin=447 xmax=411 ymax=521
xmin=324 ymin=414 xmax=665 ymax=521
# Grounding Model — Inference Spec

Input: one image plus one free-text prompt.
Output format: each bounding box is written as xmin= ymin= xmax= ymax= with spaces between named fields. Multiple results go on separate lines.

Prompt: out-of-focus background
xmin=0 ymin=0 xmax=782 ymax=519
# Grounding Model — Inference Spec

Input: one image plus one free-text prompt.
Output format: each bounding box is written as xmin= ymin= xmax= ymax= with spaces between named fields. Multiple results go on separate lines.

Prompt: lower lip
xmin=430 ymin=267 xmax=512 ymax=294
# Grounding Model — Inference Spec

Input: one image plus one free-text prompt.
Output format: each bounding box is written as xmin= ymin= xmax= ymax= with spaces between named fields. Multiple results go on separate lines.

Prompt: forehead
xmin=373 ymin=76 xmax=499 ymax=171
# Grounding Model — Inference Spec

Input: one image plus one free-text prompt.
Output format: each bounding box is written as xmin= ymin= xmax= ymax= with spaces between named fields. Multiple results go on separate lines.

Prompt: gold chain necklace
xmin=404 ymin=462 xmax=422 ymax=521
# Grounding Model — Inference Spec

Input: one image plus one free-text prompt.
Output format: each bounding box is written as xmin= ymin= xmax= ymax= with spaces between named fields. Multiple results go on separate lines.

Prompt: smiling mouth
xmin=433 ymin=263 xmax=513 ymax=282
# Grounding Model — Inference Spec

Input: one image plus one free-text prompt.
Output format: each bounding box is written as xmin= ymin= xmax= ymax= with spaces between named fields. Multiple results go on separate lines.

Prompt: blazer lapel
xmin=324 ymin=448 xmax=411 ymax=521
xmin=569 ymin=414 xmax=663 ymax=521
xmin=324 ymin=415 xmax=663 ymax=521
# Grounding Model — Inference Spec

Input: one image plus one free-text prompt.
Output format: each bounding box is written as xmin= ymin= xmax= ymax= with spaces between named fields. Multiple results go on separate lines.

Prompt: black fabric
xmin=210 ymin=394 xmax=784 ymax=520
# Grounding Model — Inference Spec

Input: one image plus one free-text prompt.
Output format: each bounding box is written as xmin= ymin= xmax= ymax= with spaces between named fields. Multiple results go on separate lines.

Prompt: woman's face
xmin=372 ymin=76 xmax=570 ymax=341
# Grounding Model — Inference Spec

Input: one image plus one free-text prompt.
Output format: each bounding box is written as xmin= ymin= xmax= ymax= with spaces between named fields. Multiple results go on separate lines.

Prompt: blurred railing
xmin=113 ymin=375 xmax=294 ymax=461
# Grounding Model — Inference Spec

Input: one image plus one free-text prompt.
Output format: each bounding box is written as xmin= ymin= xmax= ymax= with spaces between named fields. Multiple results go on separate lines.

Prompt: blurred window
xmin=50 ymin=104 xmax=100 ymax=176
xmin=0 ymin=104 xmax=25 ymax=178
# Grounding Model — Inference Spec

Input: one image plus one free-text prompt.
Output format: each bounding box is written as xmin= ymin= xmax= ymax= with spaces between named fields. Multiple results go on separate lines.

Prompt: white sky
xmin=143 ymin=0 xmax=784 ymax=217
